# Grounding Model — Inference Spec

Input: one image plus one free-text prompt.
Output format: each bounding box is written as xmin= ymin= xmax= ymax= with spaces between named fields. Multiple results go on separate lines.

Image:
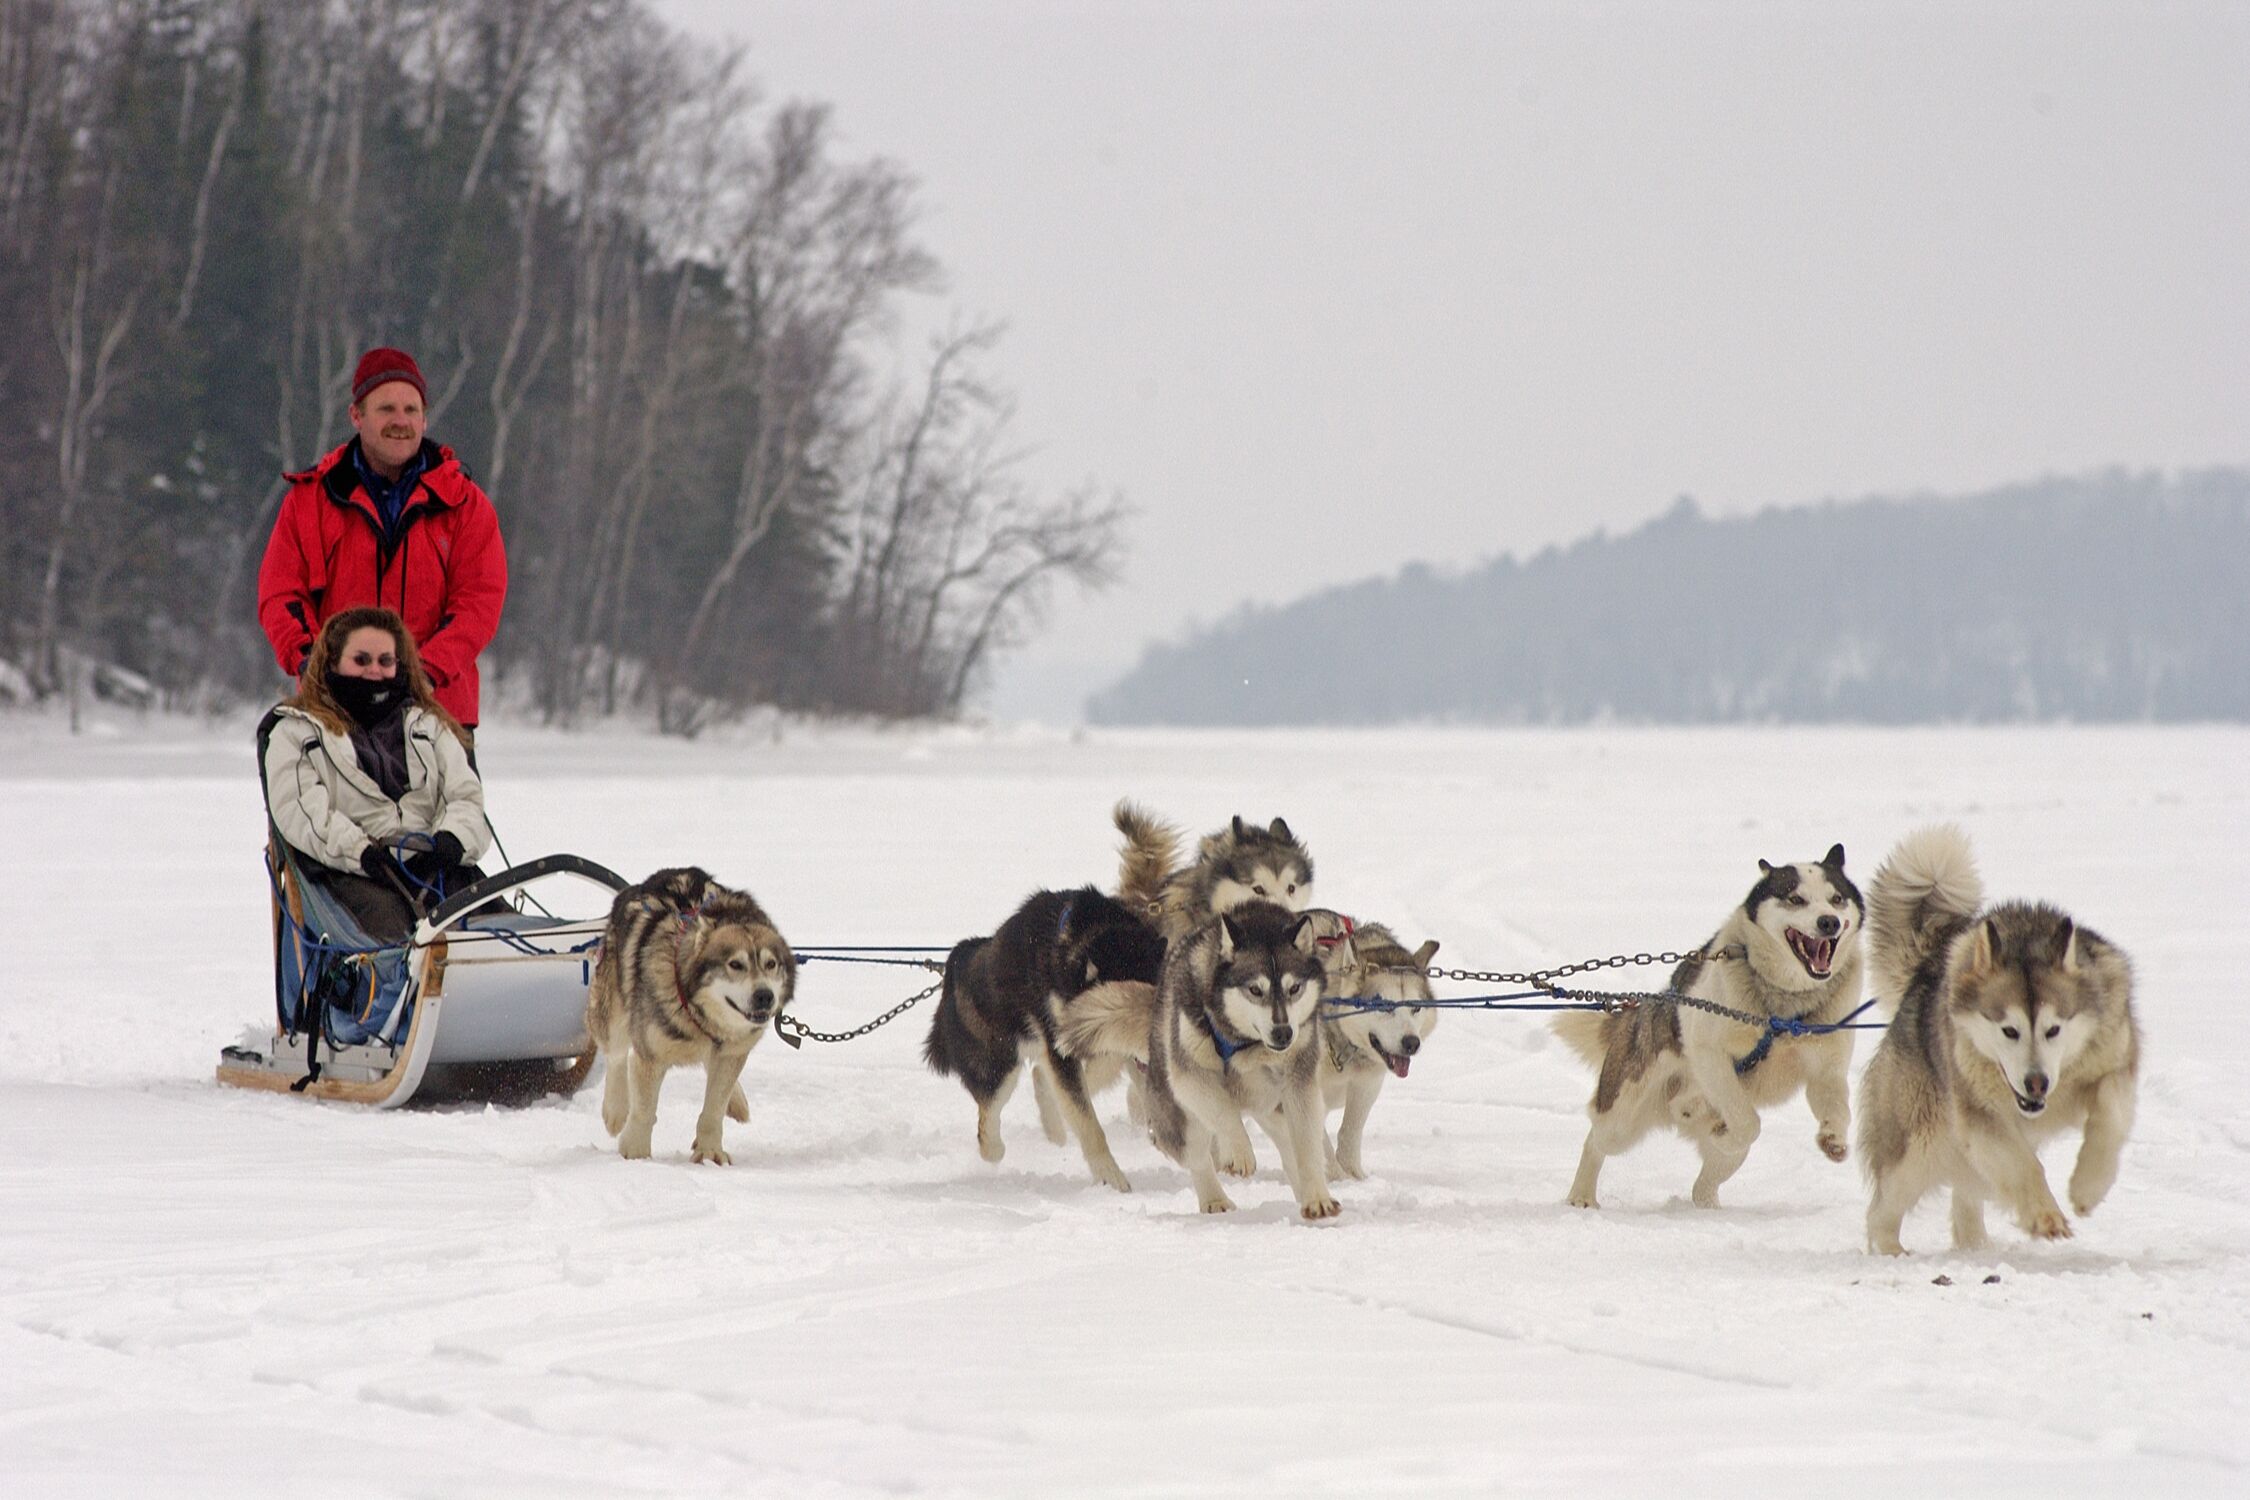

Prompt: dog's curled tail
xmin=1054 ymin=981 xmax=1156 ymax=1065
xmin=1550 ymin=1010 xmax=1610 ymax=1071
xmin=1866 ymin=823 xmax=1985 ymax=1016
xmin=1113 ymin=799 xmax=1181 ymax=919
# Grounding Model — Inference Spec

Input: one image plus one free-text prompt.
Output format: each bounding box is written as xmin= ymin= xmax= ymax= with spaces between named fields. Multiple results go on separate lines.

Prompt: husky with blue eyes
xmin=1858 ymin=825 xmax=2139 ymax=1255
xmin=1553 ymin=845 xmax=1866 ymax=1210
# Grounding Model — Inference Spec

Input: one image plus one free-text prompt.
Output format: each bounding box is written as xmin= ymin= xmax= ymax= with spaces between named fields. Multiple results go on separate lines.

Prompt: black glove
xmin=360 ymin=842 xmax=410 ymax=887
xmin=429 ymin=831 xmax=465 ymax=867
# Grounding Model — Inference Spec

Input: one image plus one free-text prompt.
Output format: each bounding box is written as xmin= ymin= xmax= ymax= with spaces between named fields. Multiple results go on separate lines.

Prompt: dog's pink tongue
xmin=1389 ymin=1053 xmax=1412 ymax=1079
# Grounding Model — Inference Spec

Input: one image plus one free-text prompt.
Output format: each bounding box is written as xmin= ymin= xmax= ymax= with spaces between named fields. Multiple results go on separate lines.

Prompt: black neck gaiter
xmin=325 ymin=671 xmax=407 ymax=728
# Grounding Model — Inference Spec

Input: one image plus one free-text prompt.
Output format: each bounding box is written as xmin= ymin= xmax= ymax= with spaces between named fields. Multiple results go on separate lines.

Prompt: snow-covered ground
xmin=2 ymin=716 xmax=2245 ymax=1497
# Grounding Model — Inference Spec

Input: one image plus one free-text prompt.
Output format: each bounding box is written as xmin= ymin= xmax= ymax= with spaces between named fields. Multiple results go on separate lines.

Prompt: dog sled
xmin=218 ymin=713 xmax=631 ymax=1107
xmin=216 ymin=843 xmax=631 ymax=1108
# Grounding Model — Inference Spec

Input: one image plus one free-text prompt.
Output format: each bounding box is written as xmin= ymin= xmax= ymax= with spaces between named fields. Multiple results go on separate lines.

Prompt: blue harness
xmin=1734 ymin=999 xmax=1880 ymax=1075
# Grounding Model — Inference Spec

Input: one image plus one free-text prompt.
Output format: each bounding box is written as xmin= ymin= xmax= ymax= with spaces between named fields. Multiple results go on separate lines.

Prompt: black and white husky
xmin=1130 ymin=902 xmax=1337 ymax=1218
xmin=922 ymin=886 xmax=1166 ymax=1191
xmin=1552 ymin=847 xmax=1865 ymax=1209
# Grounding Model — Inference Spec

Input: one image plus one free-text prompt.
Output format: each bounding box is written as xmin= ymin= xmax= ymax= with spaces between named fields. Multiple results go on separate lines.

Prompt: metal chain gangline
xmin=774 ymin=974 xmax=943 ymax=1046
xmin=1416 ymin=944 xmax=1742 ymax=991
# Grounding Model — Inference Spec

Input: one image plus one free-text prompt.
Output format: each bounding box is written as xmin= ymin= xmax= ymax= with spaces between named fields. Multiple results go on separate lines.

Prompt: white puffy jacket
xmin=263 ymin=703 xmax=491 ymax=874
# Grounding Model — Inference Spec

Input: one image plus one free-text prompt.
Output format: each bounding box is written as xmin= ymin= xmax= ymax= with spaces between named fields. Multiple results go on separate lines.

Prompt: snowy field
xmin=2 ymin=716 xmax=2246 ymax=1498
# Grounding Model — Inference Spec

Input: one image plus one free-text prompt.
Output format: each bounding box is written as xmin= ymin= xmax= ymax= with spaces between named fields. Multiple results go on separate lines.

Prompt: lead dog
xmin=1858 ymin=825 xmax=2140 ymax=1254
xmin=585 ymin=869 xmax=796 ymax=1164
xmin=1553 ymin=846 xmax=1864 ymax=1209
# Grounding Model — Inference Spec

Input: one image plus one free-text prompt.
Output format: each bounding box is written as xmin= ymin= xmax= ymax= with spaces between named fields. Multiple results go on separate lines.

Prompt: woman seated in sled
xmin=262 ymin=606 xmax=490 ymax=940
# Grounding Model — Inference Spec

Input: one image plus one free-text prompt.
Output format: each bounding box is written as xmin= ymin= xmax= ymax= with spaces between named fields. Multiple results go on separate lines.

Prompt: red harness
xmin=670 ymin=916 xmax=724 ymax=1045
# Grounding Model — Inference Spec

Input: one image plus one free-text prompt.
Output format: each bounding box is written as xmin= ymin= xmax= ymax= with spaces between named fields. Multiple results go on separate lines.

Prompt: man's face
xmin=351 ymin=381 xmax=425 ymax=475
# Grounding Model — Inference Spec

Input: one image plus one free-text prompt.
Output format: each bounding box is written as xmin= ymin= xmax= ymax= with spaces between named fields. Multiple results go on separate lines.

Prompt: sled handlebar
xmin=419 ymin=854 xmax=631 ymax=936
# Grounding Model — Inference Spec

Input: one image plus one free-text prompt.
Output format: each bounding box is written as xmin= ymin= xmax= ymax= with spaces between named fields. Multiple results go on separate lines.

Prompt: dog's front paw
xmin=1819 ymin=1130 xmax=1849 ymax=1163
xmin=1568 ymin=1189 xmax=1599 ymax=1209
xmin=601 ymin=1099 xmax=628 ymax=1137
xmin=1300 ymin=1192 xmax=1342 ymax=1221
xmin=2069 ymin=1166 xmax=2116 ymax=1218
xmin=1333 ymin=1148 xmax=1368 ymax=1181
xmin=1691 ymin=1183 xmax=1722 ymax=1209
xmin=1868 ymin=1236 xmax=1907 ymax=1257
xmin=726 ymin=1084 xmax=749 ymax=1124
xmin=2021 ymin=1205 xmax=2073 ymax=1241
xmin=1198 ymin=1191 xmax=1237 ymax=1215
xmin=691 ymin=1144 xmax=733 ymax=1166
xmin=1217 ymin=1138 xmax=1256 ymax=1178
xmin=1090 ymin=1158 xmax=1132 ymax=1194
xmin=618 ymin=1126 xmax=654 ymax=1161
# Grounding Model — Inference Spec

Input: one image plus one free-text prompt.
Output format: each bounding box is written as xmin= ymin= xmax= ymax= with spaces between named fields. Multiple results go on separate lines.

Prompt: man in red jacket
xmin=258 ymin=348 xmax=507 ymax=728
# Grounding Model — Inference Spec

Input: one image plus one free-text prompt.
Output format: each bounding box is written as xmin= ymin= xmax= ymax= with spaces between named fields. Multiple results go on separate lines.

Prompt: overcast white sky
xmin=650 ymin=0 xmax=2249 ymax=720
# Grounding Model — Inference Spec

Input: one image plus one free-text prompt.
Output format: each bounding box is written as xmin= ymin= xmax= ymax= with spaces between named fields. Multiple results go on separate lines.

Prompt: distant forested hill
xmin=1089 ymin=470 xmax=2250 ymax=725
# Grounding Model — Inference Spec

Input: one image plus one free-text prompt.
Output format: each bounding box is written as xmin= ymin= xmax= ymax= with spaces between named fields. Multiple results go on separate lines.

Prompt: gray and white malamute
xmin=922 ymin=885 xmax=1166 ymax=1191
xmin=585 ymin=868 xmax=796 ymax=1164
xmin=1140 ymin=902 xmax=1337 ymax=1218
xmin=1553 ymin=846 xmax=1864 ymax=1209
xmin=1114 ymin=801 xmax=1315 ymax=941
xmin=1858 ymin=825 xmax=2140 ymax=1255
xmin=1312 ymin=919 xmax=1440 ymax=1180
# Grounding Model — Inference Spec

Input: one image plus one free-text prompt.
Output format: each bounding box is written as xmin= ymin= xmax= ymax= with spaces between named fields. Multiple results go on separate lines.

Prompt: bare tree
xmin=661 ymin=103 xmax=938 ymax=730
xmin=827 ymin=324 xmax=1127 ymax=715
xmin=35 ymin=160 xmax=138 ymax=691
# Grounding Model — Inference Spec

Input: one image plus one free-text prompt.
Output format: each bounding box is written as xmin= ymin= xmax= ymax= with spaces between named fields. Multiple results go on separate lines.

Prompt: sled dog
xmin=1314 ymin=920 xmax=1440 ymax=1180
xmin=1553 ymin=846 xmax=1864 ymax=1209
xmin=922 ymin=886 xmax=1166 ymax=1191
xmin=586 ymin=870 xmax=796 ymax=1163
xmin=1114 ymin=801 xmax=1315 ymax=941
xmin=1141 ymin=902 xmax=1336 ymax=1217
xmin=1858 ymin=825 xmax=2139 ymax=1255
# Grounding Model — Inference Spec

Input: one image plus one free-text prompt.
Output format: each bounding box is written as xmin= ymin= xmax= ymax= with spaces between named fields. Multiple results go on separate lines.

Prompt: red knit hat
xmin=351 ymin=347 xmax=427 ymax=405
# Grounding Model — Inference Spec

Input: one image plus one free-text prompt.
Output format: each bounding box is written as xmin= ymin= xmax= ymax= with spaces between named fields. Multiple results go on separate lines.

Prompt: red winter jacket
xmin=257 ymin=439 xmax=508 ymax=725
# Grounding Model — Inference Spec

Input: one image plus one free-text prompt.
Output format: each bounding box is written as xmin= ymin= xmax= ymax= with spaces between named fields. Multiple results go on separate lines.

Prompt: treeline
xmin=0 ymin=0 xmax=1123 ymax=729
xmin=1089 ymin=469 xmax=2250 ymax=725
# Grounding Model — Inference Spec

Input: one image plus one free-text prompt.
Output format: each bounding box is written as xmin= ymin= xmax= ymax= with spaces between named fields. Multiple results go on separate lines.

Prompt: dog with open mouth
xmin=585 ymin=869 xmax=796 ymax=1164
xmin=1552 ymin=845 xmax=1865 ymax=1210
xmin=1299 ymin=914 xmax=1440 ymax=1180
xmin=1857 ymin=825 xmax=2139 ymax=1255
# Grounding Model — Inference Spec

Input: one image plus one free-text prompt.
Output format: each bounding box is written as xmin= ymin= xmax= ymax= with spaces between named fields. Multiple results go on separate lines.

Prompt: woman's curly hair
xmin=283 ymin=606 xmax=468 ymax=746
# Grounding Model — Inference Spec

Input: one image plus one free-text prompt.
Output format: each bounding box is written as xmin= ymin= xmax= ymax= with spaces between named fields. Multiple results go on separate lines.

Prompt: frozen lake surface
xmin=3 ymin=717 xmax=2245 ymax=1497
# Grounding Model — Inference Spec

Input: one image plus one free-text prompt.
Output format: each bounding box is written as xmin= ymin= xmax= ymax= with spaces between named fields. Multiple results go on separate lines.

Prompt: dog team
xmin=585 ymin=810 xmax=2140 ymax=1255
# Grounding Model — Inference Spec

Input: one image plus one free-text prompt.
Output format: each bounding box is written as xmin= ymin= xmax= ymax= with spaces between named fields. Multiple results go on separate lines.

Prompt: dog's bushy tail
xmin=1054 ymin=981 xmax=1156 ymax=1065
xmin=1550 ymin=1010 xmax=1610 ymax=1070
xmin=922 ymin=938 xmax=986 ymax=1077
xmin=1113 ymin=800 xmax=1181 ymax=919
xmin=1866 ymin=823 xmax=1985 ymax=1016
